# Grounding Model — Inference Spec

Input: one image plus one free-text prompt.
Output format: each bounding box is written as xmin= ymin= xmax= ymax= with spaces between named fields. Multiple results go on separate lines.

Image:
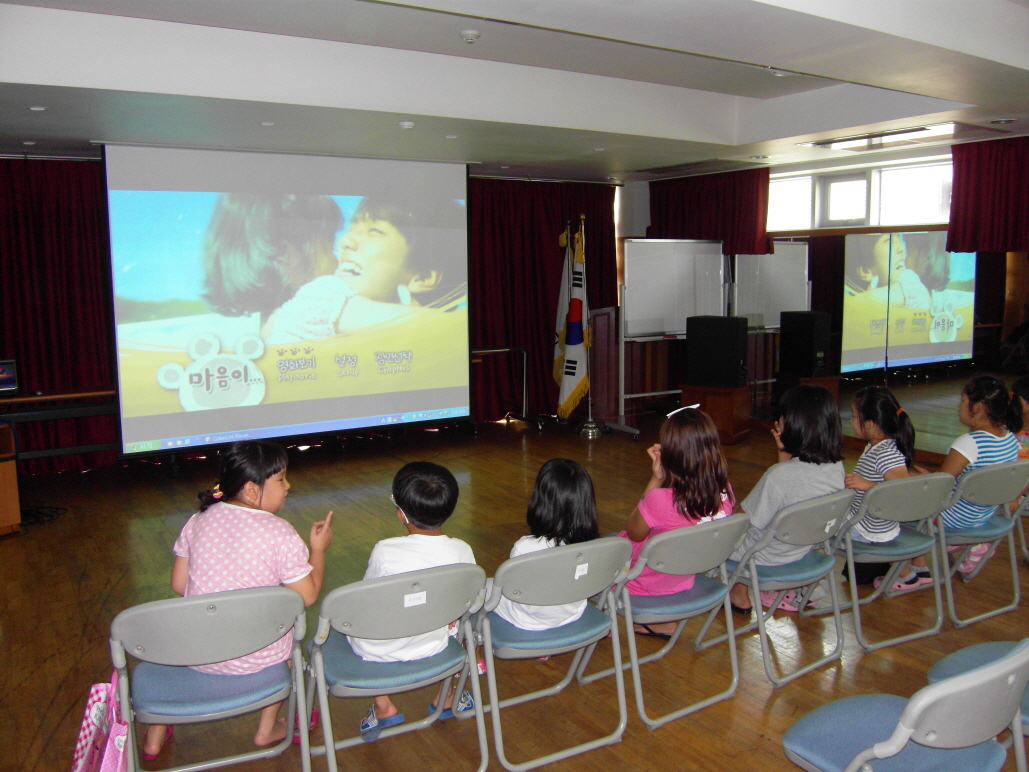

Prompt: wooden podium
xmin=0 ymin=423 xmax=20 ymax=535
xmin=680 ymin=385 xmax=751 ymax=445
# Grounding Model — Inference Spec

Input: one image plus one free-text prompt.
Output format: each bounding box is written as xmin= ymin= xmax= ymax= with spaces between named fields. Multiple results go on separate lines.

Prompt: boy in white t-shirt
xmin=353 ymin=461 xmax=477 ymax=741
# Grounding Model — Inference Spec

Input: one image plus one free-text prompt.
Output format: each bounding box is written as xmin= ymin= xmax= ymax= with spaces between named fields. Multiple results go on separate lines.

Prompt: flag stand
xmin=579 ymin=314 xmax=602 ymax=439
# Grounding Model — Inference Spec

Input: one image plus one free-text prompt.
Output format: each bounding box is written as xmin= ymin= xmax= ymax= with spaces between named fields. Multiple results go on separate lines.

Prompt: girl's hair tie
xmin=895 ymin=407 xmax=904 ymax=417
xmin=212 ymin=484 xmax=224 ymax=500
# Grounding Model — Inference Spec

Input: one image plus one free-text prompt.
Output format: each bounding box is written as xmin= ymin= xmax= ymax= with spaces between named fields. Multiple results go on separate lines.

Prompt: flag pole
xmin=578 ymin=213 xmax=602 ymax=439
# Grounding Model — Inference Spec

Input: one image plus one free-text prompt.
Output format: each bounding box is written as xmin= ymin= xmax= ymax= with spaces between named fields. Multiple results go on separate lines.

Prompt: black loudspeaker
xmin=684 ymin=316 xmax=748 ymax=388
xmin=779 ymin=311 xmax=831 ymax=377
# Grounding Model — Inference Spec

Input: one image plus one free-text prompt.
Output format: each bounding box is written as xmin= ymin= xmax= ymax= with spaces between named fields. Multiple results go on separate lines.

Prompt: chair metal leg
xmin=845 ymin=544 xmax=944 ymax=653
xmin=1017 ymin=514 xmax=1029 ymax=565
xmin=482 ymin=602 xmax=627 ymax=772
xmin=941 ymin=528 xmax=1022 ymax=628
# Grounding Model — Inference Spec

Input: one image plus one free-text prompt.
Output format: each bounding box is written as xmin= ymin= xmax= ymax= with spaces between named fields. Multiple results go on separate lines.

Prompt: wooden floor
xmin=3 ymin=404 xmax=1028 ymax=772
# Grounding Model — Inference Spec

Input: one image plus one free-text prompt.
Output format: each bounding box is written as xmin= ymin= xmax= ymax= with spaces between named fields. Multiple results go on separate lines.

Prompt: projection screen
xmin=105 ymin=146 xmax=469 ymax=455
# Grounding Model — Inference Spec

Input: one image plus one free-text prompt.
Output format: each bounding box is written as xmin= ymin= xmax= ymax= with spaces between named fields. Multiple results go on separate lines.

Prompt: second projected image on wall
xmin=841 ymin=231 xmax=975 ymax=372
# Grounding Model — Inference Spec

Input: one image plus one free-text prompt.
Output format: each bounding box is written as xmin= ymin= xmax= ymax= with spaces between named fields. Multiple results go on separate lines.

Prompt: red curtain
xmin=468 ymin=179 xmax=616 ymax=421
xmin=0 ymin=159 xmax=118 ymax=474
xmin=647 ymin=168 xmax=772 ymax=255
xmin=948 ymin=136 xmax=1029 ymax=253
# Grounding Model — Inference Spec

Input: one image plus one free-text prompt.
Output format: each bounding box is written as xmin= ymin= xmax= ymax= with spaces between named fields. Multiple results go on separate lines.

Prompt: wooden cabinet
xmin=0 ymin=423 xmax=20 ymax=535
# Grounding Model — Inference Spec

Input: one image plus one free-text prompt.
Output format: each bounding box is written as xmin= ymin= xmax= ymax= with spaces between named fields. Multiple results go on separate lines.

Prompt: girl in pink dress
xmin=619 ymin=406 xmax=735 ymax=638
xmin=142 ymin=441 xmax=334 ymax=760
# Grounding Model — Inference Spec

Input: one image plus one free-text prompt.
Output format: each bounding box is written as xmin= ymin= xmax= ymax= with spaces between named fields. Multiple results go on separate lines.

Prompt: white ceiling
xmin=1 ymin=0 xmax=1028 ymax=181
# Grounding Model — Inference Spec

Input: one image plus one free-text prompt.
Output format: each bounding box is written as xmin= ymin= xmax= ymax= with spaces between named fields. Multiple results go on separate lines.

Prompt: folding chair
xmin=831 ymin=473 xmax=954 ymax=652
xmin=783 ymin=638 xmax=1029 ymax=772
xmin=477 ymin=537 xmax=632 ymax=772
xmin=927 ymin=641 xmax=1029 ymax=755
xmin=109 ymin=586 xmax=310 ymax=772
xmin=936 ymin=458 xmax=1029 ymax=628
xmin=1013 ymin=492 xmax=1029 ymax=565
xmin=577 ymin=515 xmax=750 ymax=730
xmin=695 ymin=489 xmax=856 ymax=688
xmin=308 ymin=563 xmax=488 ymax=772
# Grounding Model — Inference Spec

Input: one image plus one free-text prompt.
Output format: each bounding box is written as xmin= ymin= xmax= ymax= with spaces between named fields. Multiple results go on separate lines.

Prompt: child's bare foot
xmin=142 ymin=725 xmax=171 ymax=758
xmin=254 ymin=717 xmax=287 ymax=747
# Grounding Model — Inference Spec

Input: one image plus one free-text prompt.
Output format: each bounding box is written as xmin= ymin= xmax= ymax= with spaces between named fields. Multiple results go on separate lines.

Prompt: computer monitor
xmin=0 ymin=360 xmax=18 ymax=396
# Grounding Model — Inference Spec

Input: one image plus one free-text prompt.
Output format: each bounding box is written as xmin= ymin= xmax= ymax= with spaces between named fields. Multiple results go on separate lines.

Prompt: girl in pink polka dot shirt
xmin=143 ymin=441 xmax=334 ymax=760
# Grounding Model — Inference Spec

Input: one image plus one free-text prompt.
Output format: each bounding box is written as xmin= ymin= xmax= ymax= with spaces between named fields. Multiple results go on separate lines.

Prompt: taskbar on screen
xmin=123 ymin=406 xmax=471 ymax=454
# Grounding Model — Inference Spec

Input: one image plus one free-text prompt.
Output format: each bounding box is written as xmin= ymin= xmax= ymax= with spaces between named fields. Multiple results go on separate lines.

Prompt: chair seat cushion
xmin=487 ymin=602 xmax=610 ymax=653
xmin=726 ymin=550 xmax=834 ymax=587
xmin=626 ymin=574 xmax=727 ymax=619
xmin=317 ymin=629 xmax=466 ymax=690
xmin=945 ymin=514 xmax=1015 ymax=542
xmin=783 ymin=693 xmax=1007 ymax=772
xmin=132 ymin=661 xmax=290 ymax=717
xmin=927 ymin=641 xmax=1029 ymax=725
xmin=848 ymin=527 xmax=935 ymax=559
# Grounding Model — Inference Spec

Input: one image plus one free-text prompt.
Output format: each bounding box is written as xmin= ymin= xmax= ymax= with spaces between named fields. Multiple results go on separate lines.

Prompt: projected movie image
xmin=106 ymin=148 xmax=469 ymax=454
xmin=841 ymin=232 xmax=975 ymax=372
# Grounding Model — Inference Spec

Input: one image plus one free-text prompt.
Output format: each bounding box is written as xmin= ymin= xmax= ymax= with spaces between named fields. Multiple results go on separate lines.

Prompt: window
xmin=767 ymin=160 xmax=953 ymax=232
xmin=767 ymin=177 xmax=813 ymax=231
xmin=878 ymin=163 xmax=952 ymax=225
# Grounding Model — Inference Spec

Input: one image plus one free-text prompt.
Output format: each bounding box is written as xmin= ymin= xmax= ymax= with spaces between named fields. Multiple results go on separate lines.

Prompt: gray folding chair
xmin=783 ymin=638 xmax=1029 ymax=772
xmin=695 ymin=489 xmax=856 ymax=687
xmin=936 ymin=458 xmax=1029 ymax=628
xmin=477 ymin=537 xmax=632 ymax=772
xmin=830 ymin=473 xmax=954 ymax=652
xmin=1014 ymin=492 xmax=1029 ymax=565
xmin=928 ymin=641 xmax=1029 ymax=756
xmin=109 ymin=586 xmax=309 ymax=772
xmin=308 ymin=563 xmax=488 ymax=772
xmin=577 ymin=515 xmax=750 ymax=730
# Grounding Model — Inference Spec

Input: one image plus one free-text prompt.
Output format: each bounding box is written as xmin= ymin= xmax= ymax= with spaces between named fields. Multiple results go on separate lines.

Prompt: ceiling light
xmin=798 ymin=122 xmax=960 ymax=152
xmin=29 ymin=106 xmax=46 ymax=111
xmin=593 ymin=147 xmax=605 ymax=152
xmin=460 ymin=29 xmax=480 ymax=43
xmin=749 ymin=155 xmax=769 ymax=160
xmin=989 ymin=118 xmax=1016 ymax=125
xmin=22 ymin=141 xmax=36 ymax=145
xmin=445 ymin=135 xmax=458 ymax=139
xmin=261 ymin=121 xmax=274 ymax=126
xmin=399 ymin=121 xmax=415 ymax=130
xmin=500 ymin=166 xmax=510 ymax=169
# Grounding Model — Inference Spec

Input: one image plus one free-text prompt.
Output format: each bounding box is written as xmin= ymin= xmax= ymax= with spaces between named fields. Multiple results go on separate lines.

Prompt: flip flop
xmin=292 ymin=707 xmax=319 ymax=744
xmin=427 ymin=690 xmax=474 ymax=720
xmin=634 ymin=624 xmax=672 ymax=640
xmin=360 ymin=706 xmax=405 ymax=742
xmin=730 ymin=602 xmax=753 ymax=615
xmin=141 ymin=726 xmax=173 ymax=761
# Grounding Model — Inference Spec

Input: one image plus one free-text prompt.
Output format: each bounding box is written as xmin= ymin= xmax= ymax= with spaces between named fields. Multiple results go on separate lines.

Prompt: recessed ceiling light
xmin=29 ymin=106 xmax=46 ymax=111
xmin=445 ymin=135 xmax=458 ymax=139
xmin=399 ymin=121 xmax=415 ymax=130
xmin=749 ymin=155 xmax=769 ymax=160
xmin=593 ymin=147 xmax=605 ymax=152
xmin=989 ymin=118 xmax=1017 ymax=125
xmin=261 ymin=121 xmax=274 ymax=126
xmin=23 ymin=141 xmax=36 ymax=145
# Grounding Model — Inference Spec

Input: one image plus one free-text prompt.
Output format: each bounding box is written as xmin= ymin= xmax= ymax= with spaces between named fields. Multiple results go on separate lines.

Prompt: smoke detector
xmin=460 ymin=29 xmax=480 ymax=44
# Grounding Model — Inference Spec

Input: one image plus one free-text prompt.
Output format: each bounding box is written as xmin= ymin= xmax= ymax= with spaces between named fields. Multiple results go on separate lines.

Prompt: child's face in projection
xmin=867 ymin=233 xmax=907 ymax=286
xmin=336 ymin=216 xmax=413 ymax=301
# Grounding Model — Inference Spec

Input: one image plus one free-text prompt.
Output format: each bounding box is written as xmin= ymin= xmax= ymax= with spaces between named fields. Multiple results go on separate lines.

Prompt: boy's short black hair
xmin=778 ymin=384 xmax=843 ymax=465
xmin=392 ymin=461 xmax=459 ymax=528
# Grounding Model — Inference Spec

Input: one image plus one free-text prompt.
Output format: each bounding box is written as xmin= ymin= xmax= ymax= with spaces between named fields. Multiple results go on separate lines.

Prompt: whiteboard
xmin=623 ymin=239 xmax=725 ymax=338
xmin=734 ymin=242 xmax=809 ymax=327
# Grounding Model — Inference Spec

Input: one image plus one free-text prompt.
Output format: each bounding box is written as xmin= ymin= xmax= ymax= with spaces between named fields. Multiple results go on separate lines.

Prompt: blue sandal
xmin=428 ymin=690 xmax=474 ymax=720
xmin=359 ymin=706 xmax=405 ymax=742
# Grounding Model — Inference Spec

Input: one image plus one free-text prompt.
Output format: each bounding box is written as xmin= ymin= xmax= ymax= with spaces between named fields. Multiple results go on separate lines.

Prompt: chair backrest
xmin=851 ymin=472 xmax=956 ymax=525
xmin=949 ymin=458 xmax=1029 ymax=510
xmin=900 ymin=638 xmax=1029 ymax=749
xmin=320 ymin=563 xmax=485 ymax=640
xmin=771 ymin=489 xmax=856 ymax=546
xmin=637 ymin=514 xmax=750 ymax=576
xmin=490 ymin=537 xmax=632 ymax=607
xmin=110 ymin=587 xmax=305 ymax=667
